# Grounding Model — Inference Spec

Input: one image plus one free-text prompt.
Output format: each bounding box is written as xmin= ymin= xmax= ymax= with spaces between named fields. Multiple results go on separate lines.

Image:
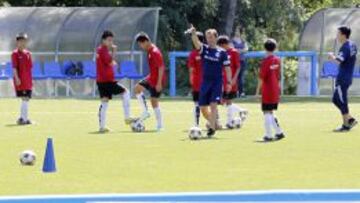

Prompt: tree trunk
xmin=216 ymin=0 xmax=237 ymax=36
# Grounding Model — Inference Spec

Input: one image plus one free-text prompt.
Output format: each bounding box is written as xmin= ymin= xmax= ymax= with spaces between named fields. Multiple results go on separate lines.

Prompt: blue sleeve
xmin=200 ymin=44 xmax=208 ymax=57
xmin=221 ymin=51 xmax=230 ymax=67
xmin=336 ymin=45 xmax=350 ymax=63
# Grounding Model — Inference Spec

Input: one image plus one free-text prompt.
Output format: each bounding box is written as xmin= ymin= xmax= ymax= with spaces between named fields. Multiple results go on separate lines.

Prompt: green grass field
xmin=0 ymin=97 xmax=360 ymax=195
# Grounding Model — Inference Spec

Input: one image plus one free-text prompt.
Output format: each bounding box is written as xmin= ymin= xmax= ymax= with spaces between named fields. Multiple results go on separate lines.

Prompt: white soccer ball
xmin=20 ymin=150 xmax=36 ymax=166
xmin=188 ymin=126 xmax=202 ymax=140
xmin=131 ymin=120 xmax=145 ymax=132
xmin=232 ymin=117 xmax=242 ymax=129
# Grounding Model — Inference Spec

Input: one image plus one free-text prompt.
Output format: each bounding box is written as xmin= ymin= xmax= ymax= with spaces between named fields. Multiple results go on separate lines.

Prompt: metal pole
xmin=169 ymin=53 xmax=176 ymax=97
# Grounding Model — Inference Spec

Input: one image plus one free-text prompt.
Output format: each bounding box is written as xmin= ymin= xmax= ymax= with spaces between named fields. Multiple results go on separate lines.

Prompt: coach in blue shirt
xmin=328 ymin=26 xmax=358 ymax=132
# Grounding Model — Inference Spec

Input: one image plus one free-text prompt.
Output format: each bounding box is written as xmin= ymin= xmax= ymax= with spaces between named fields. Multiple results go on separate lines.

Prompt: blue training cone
xmin=42 ymin=138 xmax=56 ymax=173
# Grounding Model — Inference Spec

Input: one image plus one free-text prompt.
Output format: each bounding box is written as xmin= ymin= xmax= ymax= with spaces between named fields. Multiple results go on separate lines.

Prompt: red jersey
xmin=96 ymin=45 xmax=115 ymax=83
xmin=259 ymin=54 xmax=281 ymax=104
xmin=146 ymin=44 xmax=166 ymax=87
xmin=187 ymin=50 xmax=202 ymax=91
xmin=223 ymin=47 xmax=240 ymax=92
xmin=11 ymin=49 xmax=33 ymax=91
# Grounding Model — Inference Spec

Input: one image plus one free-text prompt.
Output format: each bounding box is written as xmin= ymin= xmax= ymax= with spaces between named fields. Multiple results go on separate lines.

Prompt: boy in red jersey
xmin=134 ymin=32 xmax=166 ymax=131
xmin=96 ymin=30 xmax=132 ymax=133
xmin=12 ymin=33 xmax=33 ymax=125
xmin=187 ymin=31 xmax=204 ymax=127
xmin=256 ymin=39 xmax=285 ymax=142
xmin=217 ymin=35 xmax=248 ymax=129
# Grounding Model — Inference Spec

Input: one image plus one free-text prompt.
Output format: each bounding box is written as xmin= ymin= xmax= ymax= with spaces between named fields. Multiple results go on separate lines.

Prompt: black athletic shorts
xmin=262 ymin=103 xmax=278 ymax=111
xmin=97 ymin=82 xmax=126 ymax=99
xmin=192 ymin=91 xmax=199 ymax=102
xmin=222 ymin=91 xmax=237 ymax=100
xmin=138 ymin=79 xmax=161 ymax=98
xmin=16 ymin=90 xmax=32 ymax=98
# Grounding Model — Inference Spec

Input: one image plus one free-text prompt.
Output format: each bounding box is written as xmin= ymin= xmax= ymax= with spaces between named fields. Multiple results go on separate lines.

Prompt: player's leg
xmin=135 ymin=80 xmax=150 ymax=120
xmin=333 ymin=84 xmax=356 ymax=131
xmin=149 ymin=86 xmax=163 ymax=131
xmin=192 ymin=91 xmax=200 ymax=127
xmin=208 ymin=102 xmax=218 ymax=136
xmin=112 ymin=82 xmax=133 ymax=124
xmin=207 ymin=81 xmax=222 ymax=136
xmin=17 ymin=90 xmax=32 ymax=125
xmin=223 ymin=94 xmax=234 ymax=129
xmin=97 ymin=83 xmax=111 ymax=133
xmin=262 ymin=104 xmax=273 ymax=141
xmin=150 ymin=97 xmax=162 ymax=131
xmin=269 ymin=104 xmax=285 ymax=140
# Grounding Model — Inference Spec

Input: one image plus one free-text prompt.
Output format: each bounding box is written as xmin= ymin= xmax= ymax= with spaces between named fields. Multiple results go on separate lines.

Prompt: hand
xmin=328 ymin=52 xmax=336 ymax=60
xmin=185 ymin=24 xmax=196 ymax=35
xmin=226 ymin=83 xmax=232 ymax=93
xmin=111 ymin=44 xmax=117 ymax=52
xmin=111 ymin=60 xmax=117 ymax=66
xmin=156 ymin=83 xmax=162 ymax=92
xmin=15 ymin=77 xmax=21 ymax=86
xmin=231 ymin=78 xmax=237 ymax=86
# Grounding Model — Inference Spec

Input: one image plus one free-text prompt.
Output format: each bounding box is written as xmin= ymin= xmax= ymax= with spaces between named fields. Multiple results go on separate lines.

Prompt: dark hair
xmin=101 ymin=30 xmax=114 ymax=40
xmin=264 ymin=38 xmax=277 ymax=52
xmin=338 ymin=26 xmax=351 ymax=39
xmin=217 ymin=35 xmax=230 ymax=45
xmin=196 ymin=31 xmax=205 ymax=43
xmin=135 ymin=32 xmax=150 ymax=42
xmin=16 ymin=32 xmax=28 ymax=41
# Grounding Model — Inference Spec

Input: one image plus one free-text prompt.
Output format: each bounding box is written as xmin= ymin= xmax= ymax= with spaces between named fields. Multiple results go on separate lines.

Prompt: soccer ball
xmin=20 ymin=150 xmax=36 ymax=166
xmin=232 ymin=117 xmax=242 ymax=129
xmin=188 ymin=126 xmax=202 ymax=140
xmin=131 ymin=120 xmax=145 ymax=132
xmin=239 ymin=109 xmax=248 ymax=122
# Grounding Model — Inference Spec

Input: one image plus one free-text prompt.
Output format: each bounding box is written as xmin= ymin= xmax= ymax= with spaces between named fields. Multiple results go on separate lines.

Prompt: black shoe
xmin=275 ymin=133 xmax=285 ymax=140
xmin=207 ymin=128 xmax=216 ymax=138
xmin=263 ymin=136 xmax=274 ymax=142
xmin=16 ymin=118 xmax=25 ymax=125
xmin=24 ymin=120 xmax=32 ymax=125
xmin=348 ymin=118 xmax=358 ymax=129
xmin=333 ymin=125 xmax=350 ymax=132
xmin=226 ymin=123 xmax=234 ymax=129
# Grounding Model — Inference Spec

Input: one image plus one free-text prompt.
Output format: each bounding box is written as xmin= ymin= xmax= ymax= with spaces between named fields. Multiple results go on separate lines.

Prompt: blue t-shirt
xmin=336 ymin=40 xmax=357 ymax=85
xmin=200 ymin=44 xmax=230 ymax=82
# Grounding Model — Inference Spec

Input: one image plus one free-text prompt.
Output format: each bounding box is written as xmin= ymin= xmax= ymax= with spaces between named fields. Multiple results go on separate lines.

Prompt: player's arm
xmin=11 ymin=53 xmax=21 ymax=86
xmin=189 ymin=25 xmax=202 ymax=50
xmin=156 ymin=65 xmax=164 ymax=92
xmin=111 ymin=44 xmax=117 ymax=66
xmin=231 ymin=52 xmax=241 ymax=85
xmin=224 ymin=65 xmax=232 ymax=92
xmin=256 ymin=78 xmax=262 ymax=96
xmin=328 ymin=47 xmax=349 ymax=65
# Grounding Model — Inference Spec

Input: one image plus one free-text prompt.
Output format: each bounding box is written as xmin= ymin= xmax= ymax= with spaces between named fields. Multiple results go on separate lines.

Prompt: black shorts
xmin=16 ymin=90 xmax=32 ymax=98
xmin=262 ymin=103 xmax=278 ymax=111
xmin=222 ymin=91 xmax=237 ymax=100
xmin=138 ymin=79 xmax=161 ymax=98
xmin=192 ymin=91 xmax=199 ymax=102
xmin=97 ymin=82 xmax=126 ymax=99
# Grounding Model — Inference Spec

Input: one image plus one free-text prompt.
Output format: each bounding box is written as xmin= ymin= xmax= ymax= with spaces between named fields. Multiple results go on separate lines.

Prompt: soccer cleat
xmin=124 ymin=118 xmax=136 ymax=125
xmin=140 ymin=111 xmax=151 ymax=121
xmin=275 ymin=133 xmax=285 ymax=140
xmin=226 ymin=123 xmax=234 ymax=129
xmin=17 ymin=118 xmax=32 ymax=125
xmin=348 ymin=118 xmax=358 ymax=130
xmin=207 ymin=128 xmax=216 ymax=138
xmin=333 ymin=125 xmax=350 ymax=132
xmin=263 ymin=136 xmax=274 ymax=142
xmin=99 ymin=127 xmax=111 ymax=133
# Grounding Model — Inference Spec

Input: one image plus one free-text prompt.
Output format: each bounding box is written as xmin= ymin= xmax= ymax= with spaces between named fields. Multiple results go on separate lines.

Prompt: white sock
xmin=231 ymin=104 xmax=241 ymax=114
xmin=271 ymin=114 xmax=283 ymax=135
xmin=122 ymin=90 xmax=131 ymax=119
xmin=136 ymin=93 xmax=148 ymax=114
xmin=226 ymin=104 xmax=233 ymax=124
xmin=154 ymin=107 xmax=162 ymax=128
xmin=264 ymin=113 xmax=273 ymax=138
xmin=98 ymin=102 xmax=108 ymax=129
xmin=20 ymin=100 xmax=29 ymax=121
xmin=193 ymin=102 xmax=200 ymax=127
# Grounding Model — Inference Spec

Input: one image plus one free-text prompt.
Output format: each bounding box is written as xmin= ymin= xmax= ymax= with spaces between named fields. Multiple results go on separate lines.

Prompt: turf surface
xmin=0 ymin=97 xmax=359 ymax=195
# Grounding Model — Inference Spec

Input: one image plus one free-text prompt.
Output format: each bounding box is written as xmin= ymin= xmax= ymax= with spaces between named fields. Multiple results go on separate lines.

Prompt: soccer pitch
xmin=0 ymin=97 xmax=360 ymax=195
